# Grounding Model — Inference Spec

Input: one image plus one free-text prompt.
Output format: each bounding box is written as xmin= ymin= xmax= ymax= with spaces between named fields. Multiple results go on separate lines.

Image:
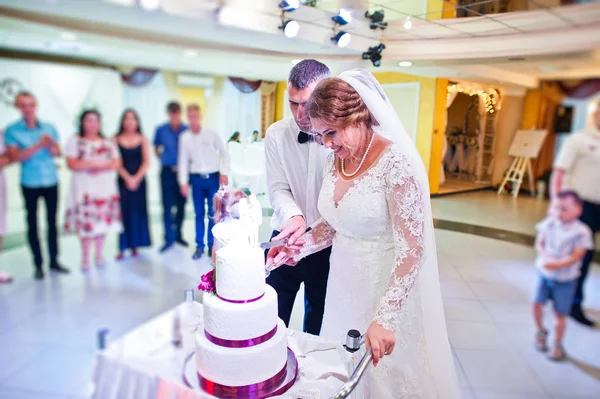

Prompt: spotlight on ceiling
xmin=365 ymin=9 xmax=387 ymax=30
xmin=136 ymin=0 xmax=162 ymax=11
xmin=403 ymin=16 xmax=412 ymax=30
xmin=398 ymin=61 xmax=412 ymax=67
xmin=279 ymin=0 xmax=300 ymax=11
xmin=331 ymin=31 xmax=351 ymax=48
xmin=331 ymin=8 xmax=351 ymax=25
xmin=362 ymin=43 xmax=385 ymax=67
xmin=280 ymin=20 xmax=300 ymax=38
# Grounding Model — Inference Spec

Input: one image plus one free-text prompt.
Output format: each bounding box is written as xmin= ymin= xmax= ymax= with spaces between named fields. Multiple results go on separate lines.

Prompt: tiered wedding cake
xmin=195 ymin=195 xmax=297 ymax=398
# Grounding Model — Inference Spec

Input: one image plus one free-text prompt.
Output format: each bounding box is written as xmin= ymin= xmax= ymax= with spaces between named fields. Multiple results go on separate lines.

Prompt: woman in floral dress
xmin=64 ymin=110 xmax=122 ymax=270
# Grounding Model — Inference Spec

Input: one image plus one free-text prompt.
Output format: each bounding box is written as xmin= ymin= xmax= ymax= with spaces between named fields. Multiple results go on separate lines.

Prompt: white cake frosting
xmin=196 ymin=318 xmax=288 ymax=387
xmin=196 ymin=194 xmax=292 ymax=392
xmin=215 ymin=245 xmax=265 ymax=302
xmin=203 ymin=285 xmax=278 ymax=341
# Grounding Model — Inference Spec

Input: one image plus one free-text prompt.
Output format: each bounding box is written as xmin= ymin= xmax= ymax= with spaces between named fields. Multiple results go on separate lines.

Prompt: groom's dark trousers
xmin=266 ymin=230 xmax=331 ymax=336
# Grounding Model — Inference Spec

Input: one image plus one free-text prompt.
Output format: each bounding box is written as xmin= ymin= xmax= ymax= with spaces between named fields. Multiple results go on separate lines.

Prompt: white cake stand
xmin=182 ymin=347 xmax=298 ymax=399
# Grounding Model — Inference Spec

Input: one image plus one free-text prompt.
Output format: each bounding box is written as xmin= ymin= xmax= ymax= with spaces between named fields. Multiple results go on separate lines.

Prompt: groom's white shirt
xmin=265 ymin=116 xmax=330 ymax=231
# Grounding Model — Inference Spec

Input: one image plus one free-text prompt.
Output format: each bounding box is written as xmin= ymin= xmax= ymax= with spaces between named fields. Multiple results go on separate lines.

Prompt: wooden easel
xmin=497 ymin=129 xmax=547 ymax=198
xmin=497 ymin=156 xmax=536 ymax=198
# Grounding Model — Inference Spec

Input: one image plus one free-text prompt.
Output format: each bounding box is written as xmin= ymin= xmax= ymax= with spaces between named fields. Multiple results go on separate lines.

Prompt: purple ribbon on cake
xmin=197 ymin=354 xmax=298 ymax=399
xmin=216 ymin=292 xmax=265 ymax=304
xmin=205 ymin=325 xmax=278 ymax=348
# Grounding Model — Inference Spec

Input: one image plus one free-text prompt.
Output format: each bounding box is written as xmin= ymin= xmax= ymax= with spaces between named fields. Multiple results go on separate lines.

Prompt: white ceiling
xmin=0 ymin=0 xmax=598 ymax=88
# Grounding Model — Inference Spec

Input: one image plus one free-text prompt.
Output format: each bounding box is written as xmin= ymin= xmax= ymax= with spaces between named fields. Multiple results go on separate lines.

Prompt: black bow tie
xmin=298 ymin=131 xmax=313 ymax=144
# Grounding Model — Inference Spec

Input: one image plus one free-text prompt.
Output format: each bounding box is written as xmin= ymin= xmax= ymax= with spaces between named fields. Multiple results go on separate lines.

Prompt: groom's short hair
xmin=288 ymin=59 xmax=331 ymax=90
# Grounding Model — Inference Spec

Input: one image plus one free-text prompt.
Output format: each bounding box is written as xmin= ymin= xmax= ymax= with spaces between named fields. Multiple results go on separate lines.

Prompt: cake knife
xmin=259 ymin=227 xmax=312 ymax=250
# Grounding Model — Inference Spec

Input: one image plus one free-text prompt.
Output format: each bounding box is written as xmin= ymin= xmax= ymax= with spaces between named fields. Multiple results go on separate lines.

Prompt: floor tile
xmin=447 ymin=321 xmax=509 ymax=350
xmin=455 ymin=349 xmax=546 ymax=394
xmin=444 ymin=298 xmax=493 ymax=322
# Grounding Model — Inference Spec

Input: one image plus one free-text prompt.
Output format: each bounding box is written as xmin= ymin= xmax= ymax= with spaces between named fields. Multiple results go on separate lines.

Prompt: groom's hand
xmin=272 ymin=215 xmax=306 ymax=245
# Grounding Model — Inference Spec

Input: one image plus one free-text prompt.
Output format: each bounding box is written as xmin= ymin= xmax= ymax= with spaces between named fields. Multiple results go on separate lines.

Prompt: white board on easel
xmin=498 ymin=129 xmax=548 ymax=197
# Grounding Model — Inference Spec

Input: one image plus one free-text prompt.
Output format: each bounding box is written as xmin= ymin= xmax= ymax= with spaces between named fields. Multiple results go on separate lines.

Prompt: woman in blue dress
xmin=115 ymin=109 xmax=152 ymax=260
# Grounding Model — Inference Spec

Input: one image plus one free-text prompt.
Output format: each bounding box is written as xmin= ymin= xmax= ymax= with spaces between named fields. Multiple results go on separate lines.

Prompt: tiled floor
xmin=1 ymin=202 xmax=600 ymax=398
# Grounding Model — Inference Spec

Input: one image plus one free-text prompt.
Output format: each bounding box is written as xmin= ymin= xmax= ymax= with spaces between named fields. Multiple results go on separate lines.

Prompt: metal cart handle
xmin=328 ymin=346 xmax=372 ymax=399
xmin=328 ymin=329 xmax=373 ymax=399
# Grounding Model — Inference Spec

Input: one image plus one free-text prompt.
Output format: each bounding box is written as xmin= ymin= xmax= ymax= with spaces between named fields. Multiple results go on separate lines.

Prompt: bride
xmin=267 ymin=69 xmax=459 ymax=398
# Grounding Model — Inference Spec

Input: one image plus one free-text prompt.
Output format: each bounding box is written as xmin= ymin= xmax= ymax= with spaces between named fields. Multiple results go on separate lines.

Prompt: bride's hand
xmin=365 ymin=322 xmax=395 ymax=367
xmin=265 ymin=246 xmax=299 ymax=269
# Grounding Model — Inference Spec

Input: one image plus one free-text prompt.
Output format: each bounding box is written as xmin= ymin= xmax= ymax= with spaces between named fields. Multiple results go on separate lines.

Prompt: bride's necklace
xmin=340 ymin=133 xmax=375 ymax=178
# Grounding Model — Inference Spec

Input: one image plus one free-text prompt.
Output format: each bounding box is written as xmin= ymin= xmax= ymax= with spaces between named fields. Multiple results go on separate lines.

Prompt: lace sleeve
xmin=291 ymin=218 xmax=335 ymax=262
xmin=373 ymin=156 xmax=426 ymax=332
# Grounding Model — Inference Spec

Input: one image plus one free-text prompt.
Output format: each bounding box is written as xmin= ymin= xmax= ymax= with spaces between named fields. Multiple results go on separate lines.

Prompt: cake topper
xmin=238 ymin=194 xmax=262 ymax=247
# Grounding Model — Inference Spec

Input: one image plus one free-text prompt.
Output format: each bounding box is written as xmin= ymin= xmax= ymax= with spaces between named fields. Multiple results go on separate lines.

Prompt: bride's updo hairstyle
xmin=307 ymin=78 xmax=378 ymax=162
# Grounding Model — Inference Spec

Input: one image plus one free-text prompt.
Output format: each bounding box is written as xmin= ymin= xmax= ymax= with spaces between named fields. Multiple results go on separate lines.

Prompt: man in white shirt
xmin=178 ymin=104 xmax=229 ymax=260
xmin=551 ymin=101 xmax=600 ymax=327
xmin=264 ymin=59 xmax=331 ymax=335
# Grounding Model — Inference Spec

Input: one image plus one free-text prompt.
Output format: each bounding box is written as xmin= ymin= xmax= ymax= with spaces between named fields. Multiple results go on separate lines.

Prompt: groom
xmin=264 ymin=59 xmax=332 ymax=335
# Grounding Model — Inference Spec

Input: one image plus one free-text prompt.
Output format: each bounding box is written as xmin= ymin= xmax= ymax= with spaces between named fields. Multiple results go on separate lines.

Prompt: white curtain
xmin=0 ymin=58 xmax=123 ymax=232
xmin=219 ymin=79 xmax=261 ymax=144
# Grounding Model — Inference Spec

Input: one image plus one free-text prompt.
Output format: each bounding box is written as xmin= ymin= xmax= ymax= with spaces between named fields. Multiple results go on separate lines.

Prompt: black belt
xmin=190 ymin=172 xmax=220 ymax=179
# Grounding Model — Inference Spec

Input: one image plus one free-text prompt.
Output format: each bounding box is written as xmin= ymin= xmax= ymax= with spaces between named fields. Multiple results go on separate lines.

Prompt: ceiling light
xmin=331 ymin=31 xmax=351 ymax=48
xmin=183 ymin=49 xmax=198 ymax=57
xmin=399 ymin=61 xmax=412 ymax=67
xmin=136 ymin=0 xmax=162 ymax=11
xmin=362 ymin=43 xmax=385 ymax=67
xmin=279 ymin=0 xmax=300 ymax=11
xmin=365 ymin=9 xmax=387 ymax=30
xmin=332 ymin=8 xmax=351 ymax=25
xmin=403 ymin=17 xmax=412 ymax=30
xmin=60 ymin=31 xmax=77 ymax=41
xmin=281 ymin=20 xmax=299 ymax=38
xmin=291 ymin=60 xmax=301 ymax=65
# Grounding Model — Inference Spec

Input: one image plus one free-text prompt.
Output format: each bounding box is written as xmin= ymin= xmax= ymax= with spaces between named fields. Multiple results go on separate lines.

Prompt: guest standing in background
xmin=154 ymin=101 xmax=188 ymax=253
xmin=0 ymin=130 xmax=13 ymax=283
xmin=115 ymin=109 xmax=152 ymax=260
xmin=4 ymin=91 xmax=68 ymax=280
xmin=228 ymin=131 xmax=241 ymax=144
xmin=178 ymin=104 xmax=229 ymax=260
xmin=64 ymin=110 xmax=122 ymax=271
xmin=551 ymin=101 xmax=600 ymax=327
xmin=251 ymin=130 xmax=261 ymax=143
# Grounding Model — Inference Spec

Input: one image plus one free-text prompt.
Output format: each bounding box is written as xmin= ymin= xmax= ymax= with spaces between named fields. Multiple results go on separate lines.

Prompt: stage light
xmin=279 ymin=0 xmax=300 ymax=11
xmin=281 ymin=20 xmax=300 ymax=38
xmin=362 ymin=43 xmax=385 ymax=67
xmin=365 ymin=9 xmax=387 ymax=30
xmin=403 ymin=16 xmax=412 ymax=30
xmin=331 ymin=31 xmax=351 ymax=48
xmin=136 ymin=0 xmax=161 ymax=11
xmin=331 ymin=8 xmax=351 ymax=25
xmin=399 ymin=61 xmax=412 ymax=67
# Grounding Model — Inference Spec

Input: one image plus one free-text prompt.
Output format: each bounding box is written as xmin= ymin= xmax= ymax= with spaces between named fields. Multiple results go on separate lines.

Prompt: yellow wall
xmin=520 ymin=89 xmax=542 ymax=130
xmin=429 ymin=79 xmax=449 ymax=194
xmin=179 ymin=86 xmax=206 ymax=117
xmin=373 ymin=72 xmax=437 ymax=178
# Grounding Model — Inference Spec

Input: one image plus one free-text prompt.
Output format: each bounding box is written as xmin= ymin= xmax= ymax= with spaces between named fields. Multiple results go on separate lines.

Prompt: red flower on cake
xmin=197 ymin=269 xmax=216 ymax=294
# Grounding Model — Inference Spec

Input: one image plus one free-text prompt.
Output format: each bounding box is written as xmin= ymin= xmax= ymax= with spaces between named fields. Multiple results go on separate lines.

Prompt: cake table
xmin=90 ymin=305 xmax=359 ymax=399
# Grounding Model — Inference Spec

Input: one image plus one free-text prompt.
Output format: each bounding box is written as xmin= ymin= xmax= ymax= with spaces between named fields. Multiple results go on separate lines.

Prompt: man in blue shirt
xmin=154 ymin=101 xmax=188 ymax=252
xmin=5 ymin=91 xmax=69 ymax=279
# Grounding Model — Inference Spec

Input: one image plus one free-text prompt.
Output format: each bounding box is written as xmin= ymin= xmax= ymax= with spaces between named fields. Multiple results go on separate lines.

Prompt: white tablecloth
xmin=90 ymin=306 xmax=360 ymax=399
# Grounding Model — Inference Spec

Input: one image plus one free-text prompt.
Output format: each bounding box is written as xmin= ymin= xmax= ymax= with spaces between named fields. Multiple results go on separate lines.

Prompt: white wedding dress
xmin=288 ymin=69 xmax=459 ymax=398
